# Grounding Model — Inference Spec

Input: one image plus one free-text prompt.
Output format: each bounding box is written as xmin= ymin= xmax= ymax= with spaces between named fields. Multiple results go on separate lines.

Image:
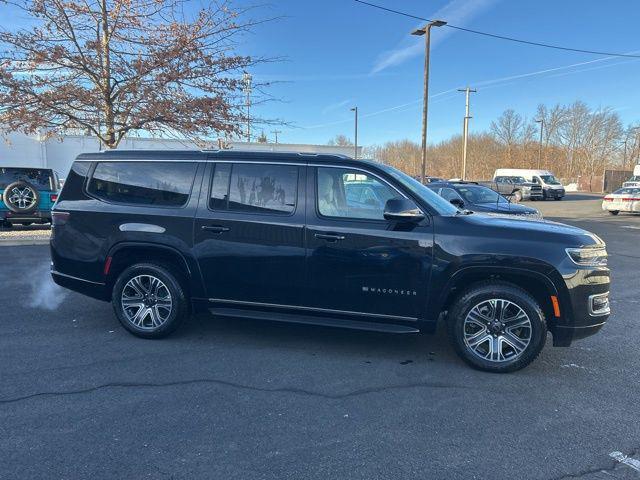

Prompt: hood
xmin=469 ymin=202 xmax=538 ymax=215
xmin=458 ymin=212 xmax=604 ymax=247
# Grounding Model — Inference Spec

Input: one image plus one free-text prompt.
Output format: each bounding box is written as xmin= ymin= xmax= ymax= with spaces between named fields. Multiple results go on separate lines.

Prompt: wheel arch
xmin=105 ymin=242 xmax=204 ymax=301
xmin=435 ymin=266 xmax=562 ymax=327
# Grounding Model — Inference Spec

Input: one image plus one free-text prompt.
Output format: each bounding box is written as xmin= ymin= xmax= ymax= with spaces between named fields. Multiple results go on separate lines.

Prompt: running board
xmin=208 ymin=307 xmax=420 ymax=334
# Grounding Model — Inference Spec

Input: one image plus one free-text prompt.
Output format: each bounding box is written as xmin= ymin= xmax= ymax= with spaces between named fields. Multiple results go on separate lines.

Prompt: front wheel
xmin=609 ymin=210 xmax=619 ymax=215
xmin=447 ymin=282 xmax=547 ymax=373
xmin=554 ymin=197 xmax=562 ymax=201
xmin=112 ymin=263 xmax=189 ymax=338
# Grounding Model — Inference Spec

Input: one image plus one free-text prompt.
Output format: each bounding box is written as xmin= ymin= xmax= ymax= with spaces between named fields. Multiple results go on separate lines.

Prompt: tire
xmin=112 ymin=263 xmax=189 ymax=339
xmin=2 ymin=221 xmax=13 ymax=228
xmin=513 ymin=191 xmax=522 ymax=203
xmin=609 ymin=210 xmax=619 ymax=215
xmin=20 ymin=222 xmax=33 ymax=226
xmin=554 ymin=197 xmax=562 ymax=201
xmin=447 ymin=281 xmax=547 ymax=373
xmin=3 ymin=181 xmax=40 ymax=214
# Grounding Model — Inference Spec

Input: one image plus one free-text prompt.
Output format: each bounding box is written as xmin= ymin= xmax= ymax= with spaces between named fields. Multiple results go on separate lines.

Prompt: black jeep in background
xmin=50 ymin=150 xmax=610 ymax=372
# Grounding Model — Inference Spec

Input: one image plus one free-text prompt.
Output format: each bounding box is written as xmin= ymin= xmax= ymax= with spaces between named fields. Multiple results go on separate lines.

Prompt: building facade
xmin=0 ymin=132 xmax=362 ymax=177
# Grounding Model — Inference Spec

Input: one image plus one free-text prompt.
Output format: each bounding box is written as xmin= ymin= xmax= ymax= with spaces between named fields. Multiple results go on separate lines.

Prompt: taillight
xmin=50 ymin=193 xmax=58 ymax=202
xmin=51 ymin=211 xmax=70 ymax=226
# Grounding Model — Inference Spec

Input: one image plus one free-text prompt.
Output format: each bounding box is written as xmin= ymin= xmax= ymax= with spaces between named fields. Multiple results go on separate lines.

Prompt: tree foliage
xmin=0 ymin=0 xmax=272 ymax=148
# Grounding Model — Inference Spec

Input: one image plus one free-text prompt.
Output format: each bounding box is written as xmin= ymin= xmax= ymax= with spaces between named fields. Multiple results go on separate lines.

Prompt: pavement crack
xmin=0 ymin=378 xmax=473 ymax=405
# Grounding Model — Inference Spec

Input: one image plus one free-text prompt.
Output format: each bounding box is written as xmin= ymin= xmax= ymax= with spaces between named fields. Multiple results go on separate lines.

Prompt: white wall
xmin=0 ymin=132 xmax=362 ymax=178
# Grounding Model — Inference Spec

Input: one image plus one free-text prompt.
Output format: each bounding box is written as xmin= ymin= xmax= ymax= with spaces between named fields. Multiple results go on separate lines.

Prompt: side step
xmin=208 ymin=307 xmax=420 ymax=334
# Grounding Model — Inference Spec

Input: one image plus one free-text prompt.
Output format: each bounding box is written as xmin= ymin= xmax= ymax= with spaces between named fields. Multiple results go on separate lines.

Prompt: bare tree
xmin=327 ymin=134 xmax=353 ymax=147
xmin=490 ymin=109 xmax=525 ymax=163
xmin=0 ymin=0 xmax=275 ymax=148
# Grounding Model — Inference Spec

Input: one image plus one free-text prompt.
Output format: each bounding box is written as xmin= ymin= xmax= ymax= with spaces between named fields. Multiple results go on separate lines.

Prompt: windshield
xmin=378 ymin=164 xmax=459 ymax=215
xmin=456 ymin=185 xmax=509 ymax=204
xmin=0 ymin=168 xmax=55 ymax=190
xmin=539 ymin=174 xmax=561 ymax=185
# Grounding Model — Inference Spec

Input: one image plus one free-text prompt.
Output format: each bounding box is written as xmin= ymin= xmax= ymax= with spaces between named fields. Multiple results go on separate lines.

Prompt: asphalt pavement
xmin=1 ymin=194 xmax=639 ymax=480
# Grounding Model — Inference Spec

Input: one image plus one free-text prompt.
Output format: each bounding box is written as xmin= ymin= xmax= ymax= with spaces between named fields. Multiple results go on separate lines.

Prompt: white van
xmin=493 ymin=169 xmax=565 ymax=200
xmin=622 ymin=165 xmax=640 ymax=188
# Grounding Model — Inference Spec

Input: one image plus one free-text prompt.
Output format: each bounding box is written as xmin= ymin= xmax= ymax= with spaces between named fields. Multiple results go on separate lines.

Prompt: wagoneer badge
xmin=362 ymin=286 xmax=417 ymax=296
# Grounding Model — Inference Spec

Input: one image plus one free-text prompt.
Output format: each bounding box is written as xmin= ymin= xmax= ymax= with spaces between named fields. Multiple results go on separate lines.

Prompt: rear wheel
xmin=112 ymin=263 xmax=189 ymax=338
xmin=447 ymin=282 xmax=547 ymax=373
xmin=609 ymin=210 xmax=619 ymax=215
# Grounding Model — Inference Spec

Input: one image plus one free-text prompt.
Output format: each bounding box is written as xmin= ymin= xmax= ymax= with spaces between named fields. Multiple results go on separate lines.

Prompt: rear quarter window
xmin=87 ymin=161 xmax=197 ymax=207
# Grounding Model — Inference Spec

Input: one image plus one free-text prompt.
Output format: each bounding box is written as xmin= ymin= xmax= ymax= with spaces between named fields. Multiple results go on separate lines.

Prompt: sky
xmin=241 ymin=0 xmax=640 ymax=147
xmin=1 ymin=0 xmax=639 ymax=148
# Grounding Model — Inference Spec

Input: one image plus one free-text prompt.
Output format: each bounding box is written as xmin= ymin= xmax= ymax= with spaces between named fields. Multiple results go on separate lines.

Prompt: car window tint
xmin=0 ymin=168 xmax=54 ymax=190
xmin=87 ymin=162 xmax=197 ymax=206
xmin=440 ymin=187 xmax=462 ymax=202
xmin=210 ymin=163 xmax=297 ymax=214
xmin=209 ymin=163 xmax=232 ymax=210
xmin=317 ymin=167 xmax=398 ymax=220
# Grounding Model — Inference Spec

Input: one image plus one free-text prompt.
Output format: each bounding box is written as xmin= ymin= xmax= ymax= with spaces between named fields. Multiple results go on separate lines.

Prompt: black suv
xmin=50 ymin=151 xmax=610 ymax=372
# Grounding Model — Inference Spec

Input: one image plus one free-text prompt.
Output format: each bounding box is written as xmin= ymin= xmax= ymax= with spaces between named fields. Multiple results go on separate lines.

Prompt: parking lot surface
xmin=1 ymin=194 xmax=639 ymax=480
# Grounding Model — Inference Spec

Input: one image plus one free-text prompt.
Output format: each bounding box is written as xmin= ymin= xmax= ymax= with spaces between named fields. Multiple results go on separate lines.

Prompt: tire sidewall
xmin=112 ymin=263 xmax=188 ymax=338
xmin=448 ymin=284 xmax=547 ymax=373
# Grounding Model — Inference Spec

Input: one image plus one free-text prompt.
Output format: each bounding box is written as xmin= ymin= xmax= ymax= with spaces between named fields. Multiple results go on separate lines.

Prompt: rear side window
xmin=209 ymin=163 xmax=298 ymax=215
xmin=88 ymin=162 xmax=197 ymax=206
xmin=0 ymin=168 xmax=54 ymax=190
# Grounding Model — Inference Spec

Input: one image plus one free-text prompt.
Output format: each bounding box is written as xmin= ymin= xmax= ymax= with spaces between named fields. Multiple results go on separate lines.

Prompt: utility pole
xmin=271 ymin=130 xmax=281 ymax=144
xmin=412 ymin=20 xmax=447 ymax=183
xmin=350 ymin=106 xmax=358 ymax=159
xmin=535 ymin=118 xmax=544 ymax=169
xmin=242 ymin=72 xmax=252 ymax=142
xmin=457 ymin=86 xmax=476 ymax=180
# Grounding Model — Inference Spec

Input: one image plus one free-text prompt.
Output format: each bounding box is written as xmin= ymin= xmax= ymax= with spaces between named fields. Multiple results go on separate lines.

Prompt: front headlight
xmin=565 ymin=246 xmax=608 ymax=266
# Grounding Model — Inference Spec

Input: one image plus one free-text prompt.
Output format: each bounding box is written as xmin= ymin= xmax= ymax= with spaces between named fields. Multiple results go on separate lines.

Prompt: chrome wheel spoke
xmin=463 ymin=298 xmax=532 ymax=364
xmin=121 ymin=274 xmax=172 ymax=331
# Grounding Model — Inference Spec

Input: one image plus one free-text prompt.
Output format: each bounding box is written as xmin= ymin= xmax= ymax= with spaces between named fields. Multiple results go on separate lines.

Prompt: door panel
xmin=305 ymin=166 xmax=433 ymax=320
xmin=193 ymin=161 xmax=306 ymax=306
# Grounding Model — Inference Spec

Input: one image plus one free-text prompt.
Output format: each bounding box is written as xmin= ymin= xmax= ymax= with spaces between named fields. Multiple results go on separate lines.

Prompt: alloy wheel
xmin=8 ymin=186 xmax=37 ymax=210
xmin=121 ymin=275 xmax=173 ymax=330
xmin=463 ymin=298 xmax=532 ymax=363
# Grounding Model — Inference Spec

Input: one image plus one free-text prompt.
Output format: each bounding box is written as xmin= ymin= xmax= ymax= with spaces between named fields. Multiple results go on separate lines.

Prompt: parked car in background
xmin=0 ymin=167 xmax=60 ymax=227
xmin=602 ymin=187 xmax=640 ymax=215
xmin=483 ymin=175 xmax=543 ymax=202
xmin=426 ymin=181 xmax=541 ymax=218
xmin=622 ymin=165 xmax=640 ymax=188
xmin=494 ymin=169 xmax=565 ymax=200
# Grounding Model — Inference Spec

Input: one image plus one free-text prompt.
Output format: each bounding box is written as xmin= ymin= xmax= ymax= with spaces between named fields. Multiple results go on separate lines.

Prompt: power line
xmin=353 ymin=0 xmax=640 ymax=59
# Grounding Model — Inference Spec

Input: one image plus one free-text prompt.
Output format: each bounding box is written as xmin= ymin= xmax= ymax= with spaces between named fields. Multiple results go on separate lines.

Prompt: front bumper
xmin=550 ymin=265 xmax=610 ymax=346
xmin=544 ymin=188 xmax=565 ymax=199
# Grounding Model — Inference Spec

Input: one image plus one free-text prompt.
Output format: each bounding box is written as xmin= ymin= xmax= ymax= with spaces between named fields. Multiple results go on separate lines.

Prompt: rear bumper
xmin=1 ymin=210 xmax=52 ymax=223
xmin=51 ymin=269 xmax=109 ymax=301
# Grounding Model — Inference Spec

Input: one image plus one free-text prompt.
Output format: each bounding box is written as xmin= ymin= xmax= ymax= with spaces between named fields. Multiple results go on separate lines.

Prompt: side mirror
xmin=383 ymin=198 xmax=425 ymax=222
xmin=449 ymin=198 xmax=464 ymax=209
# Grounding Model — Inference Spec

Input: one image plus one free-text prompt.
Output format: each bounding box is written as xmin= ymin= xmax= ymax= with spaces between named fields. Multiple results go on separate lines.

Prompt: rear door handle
xmin=202 ymin=225 xmax=230 ymax=234
xmin=315 ymin=233 xmax=345 ymax=242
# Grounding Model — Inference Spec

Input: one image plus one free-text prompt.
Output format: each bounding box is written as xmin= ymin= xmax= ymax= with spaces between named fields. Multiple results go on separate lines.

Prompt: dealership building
xmin=0 ymin=131 xmax=362 ymax=177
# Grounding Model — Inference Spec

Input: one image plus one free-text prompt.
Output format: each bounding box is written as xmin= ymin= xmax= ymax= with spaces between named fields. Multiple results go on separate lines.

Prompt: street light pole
xmin=271 ymin=130 xmax=281 ymax=144
xmin=350 ymin=106 xmax=358 ymax=159
xmin=242 ymin=72 xmax=252 ymax=143
xmin=535 ymin=118 xmax=544 ymax=169
xmin=457 ymin=86 xmax=476 ymax=180
xmin=412 ymin=20 xmax=446 ymax=183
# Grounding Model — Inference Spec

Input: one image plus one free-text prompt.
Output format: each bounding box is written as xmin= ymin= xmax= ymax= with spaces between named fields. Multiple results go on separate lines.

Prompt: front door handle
xmin=202 ymin=225 xmax=230 ymax=234
xmin=315 ymin=233 xmax=345 ymax=242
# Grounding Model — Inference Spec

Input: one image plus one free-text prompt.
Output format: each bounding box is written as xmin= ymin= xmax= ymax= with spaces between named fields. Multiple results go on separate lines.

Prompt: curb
xmin=0 ymin=238 xmax=50 ymax=247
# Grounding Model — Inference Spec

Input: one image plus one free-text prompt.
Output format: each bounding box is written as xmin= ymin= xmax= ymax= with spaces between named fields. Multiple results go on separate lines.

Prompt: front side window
xmin=87 ymin=161 xmax=197 ymax=206
xmin=539 ymin=174 xmax=561 ymax=185
xmin=317 ymin=167 xmax=398 ymax=220
xmin=209 ymin=163 xmax=298 ymax=215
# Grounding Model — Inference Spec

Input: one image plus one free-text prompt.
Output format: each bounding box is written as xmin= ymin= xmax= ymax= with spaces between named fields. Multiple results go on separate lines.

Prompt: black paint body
xmin=50 ymin=150 xmax=609 ymax=346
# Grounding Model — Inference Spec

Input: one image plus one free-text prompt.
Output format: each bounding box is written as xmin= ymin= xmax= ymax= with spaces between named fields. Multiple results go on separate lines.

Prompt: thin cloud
xmin=321 ymin=99 xmax=353 ymax=115
xmin=371 ymin=0 xmax=498 ymax=74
